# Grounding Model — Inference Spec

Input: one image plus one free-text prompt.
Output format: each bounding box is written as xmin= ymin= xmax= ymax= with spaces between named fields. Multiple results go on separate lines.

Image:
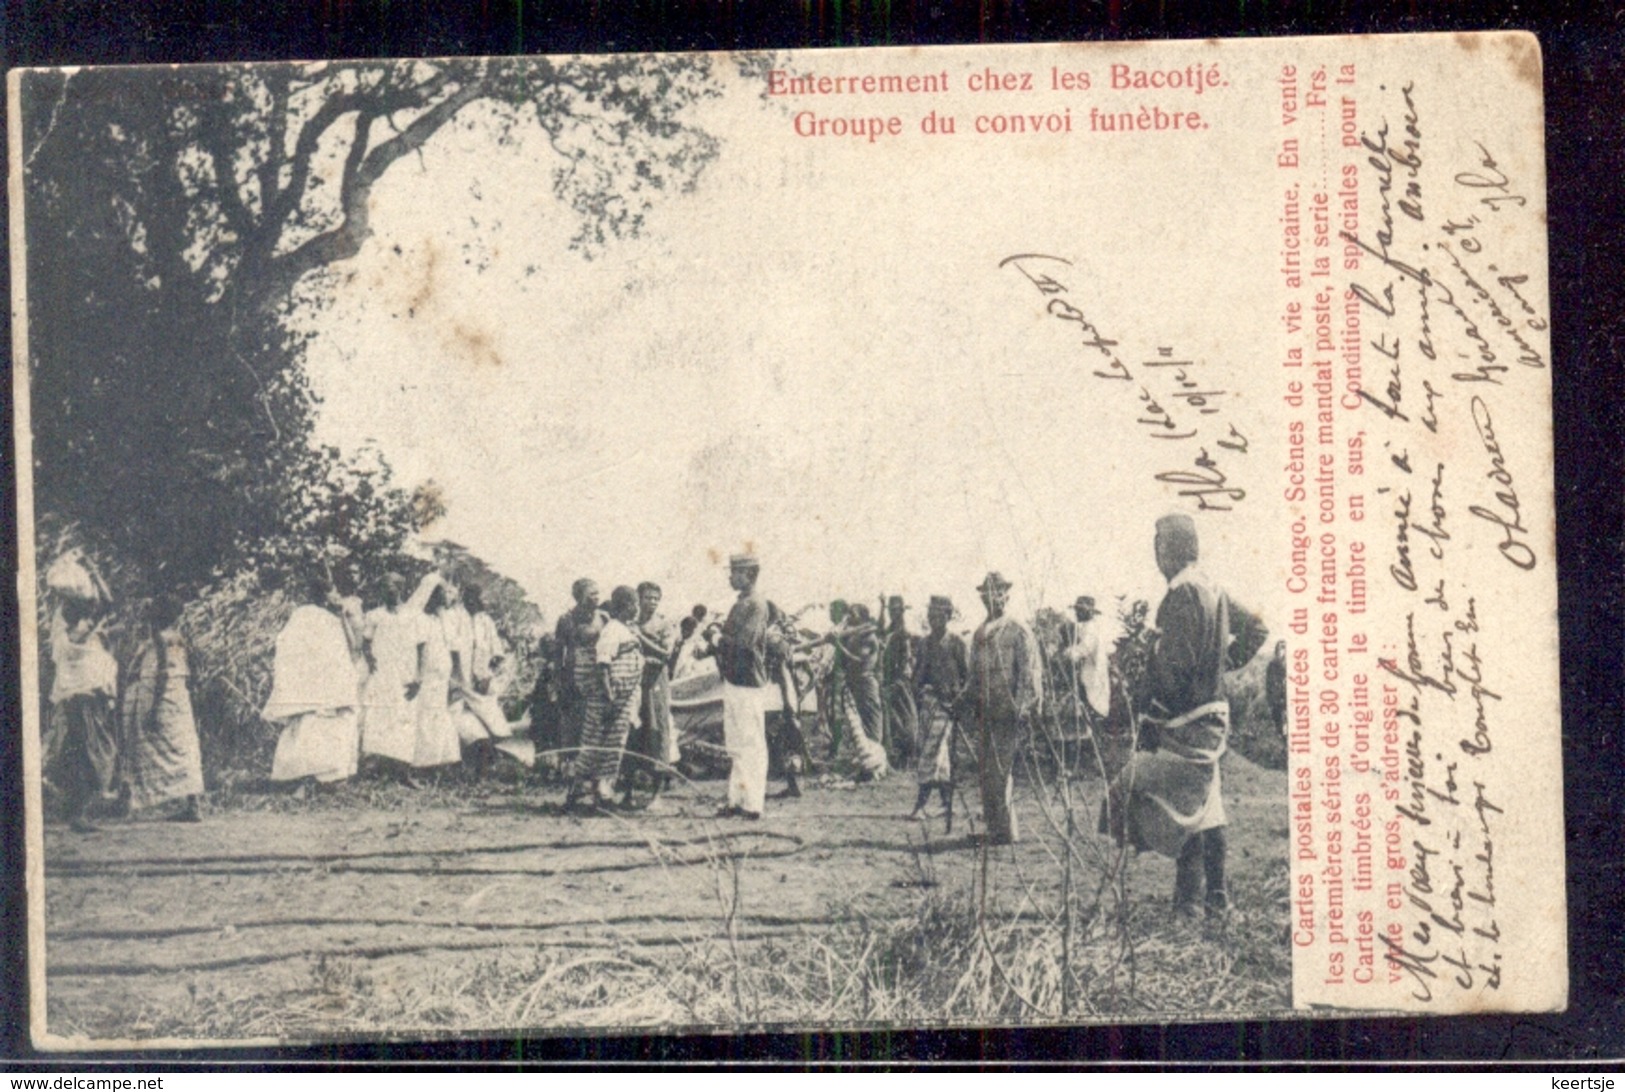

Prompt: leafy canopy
xmin=20 ymin=55 xmax=724 ymax=595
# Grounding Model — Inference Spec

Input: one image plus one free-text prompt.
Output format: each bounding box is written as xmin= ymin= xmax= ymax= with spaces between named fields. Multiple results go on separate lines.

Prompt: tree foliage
xmin=19 ymin=55 xmax=725 ymax=595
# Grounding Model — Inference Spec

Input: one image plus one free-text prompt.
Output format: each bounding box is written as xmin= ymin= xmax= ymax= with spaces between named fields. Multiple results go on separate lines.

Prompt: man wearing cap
xmin=1103 ymin=514 xmax=1268 ymax=924
xmin=696 ymin=553 xmax=783 ymax=820
xmin=880 ymin=595 xmax=919 ymax=768
xmin=1062 ymin=595 xmax=1112 ymax=738
xmin=961 ymin=572 xmax=1042 ymax=846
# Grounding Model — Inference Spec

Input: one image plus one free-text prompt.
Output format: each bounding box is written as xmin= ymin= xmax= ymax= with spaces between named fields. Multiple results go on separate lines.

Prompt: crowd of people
xmin=523 ymin=513 xmax=1266 ymax=919
xmin=260 ymin=570 xmax=518 ymax=788
xmin=42 ymin=513 xmax=1267 ymax=922
xmin=39 ymin=563 xmax=519 ymax=829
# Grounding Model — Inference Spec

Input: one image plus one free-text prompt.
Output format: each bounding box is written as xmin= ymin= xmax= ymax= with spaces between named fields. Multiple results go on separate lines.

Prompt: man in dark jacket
xmin=1105 ymin=514 xmax=1268 ymax=923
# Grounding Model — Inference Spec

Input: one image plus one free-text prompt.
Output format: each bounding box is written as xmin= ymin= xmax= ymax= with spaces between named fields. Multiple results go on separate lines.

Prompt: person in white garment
xmin=1063 ymin=594 xmax=1112 ymax=732
xmin=451 ymin=584 xmax=518 ymax=774
xmin=264 ymin=572 xmax=364 ymax=787
xmin=441 ymin=580 xmax=475 ymax=696
xmin=407 ymin=573 xmax=462 ymax=773
xmin=45 ymin=594 xmax=119 ymax=830
xmin=694 ymin=554 xmax=784 ymax=821
xmin=359 ymin=573 xmax=427 ymax=778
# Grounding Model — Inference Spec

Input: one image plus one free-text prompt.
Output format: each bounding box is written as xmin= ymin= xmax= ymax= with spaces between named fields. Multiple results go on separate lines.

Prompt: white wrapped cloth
xmin=360 ymin=606 xmax=427 ymax=764
xmin=48 ymin=608 xmax=117 ymax=701
xmin=264 ymin=604 xmax=360 ymax=783
xmin=722 ymin=682 xmax=769 ymax=814
xmin=262 ymin=605 xmax=361 ymax=720
xmin=45 ymin=548 xmax=109 ymax=603
xmin=407 ymin=575 xmax=461 ymax=767
xmin=1065 ymin=617 xmax=1112 ymax=719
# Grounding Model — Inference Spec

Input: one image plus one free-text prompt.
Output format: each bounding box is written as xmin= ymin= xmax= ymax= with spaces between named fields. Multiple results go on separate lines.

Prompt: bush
xmin=183 ymin=571 xmax=294 ymax=789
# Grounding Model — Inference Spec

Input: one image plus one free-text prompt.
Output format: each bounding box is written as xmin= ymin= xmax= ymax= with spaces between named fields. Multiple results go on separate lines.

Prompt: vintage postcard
xmin=9 ymin=31 xmax=1561 ymax=1048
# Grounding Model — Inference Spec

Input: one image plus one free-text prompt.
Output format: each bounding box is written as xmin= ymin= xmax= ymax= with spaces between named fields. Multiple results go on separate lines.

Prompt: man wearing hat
xmin=961 ymin=572 xmax=1042 ymax=846
xmin=1062 ymin=595 xmax=1112 ymax=736
xmin=1103 ymin=514 xmax=1268 ymax=924
xmin=696 ymin=552 xmax=783 ymax=819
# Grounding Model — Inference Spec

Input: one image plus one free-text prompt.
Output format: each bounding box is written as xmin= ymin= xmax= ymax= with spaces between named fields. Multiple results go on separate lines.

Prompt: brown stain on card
xmin=405 ymin=241 xmax=439 ymax=317
xmin=449 ymin=320 xmax=503 ymax=369
xmin=1499 ymin=32 xmax=1542 ymax=90
xmin=383 ymin=238 xmax=505 ymax=369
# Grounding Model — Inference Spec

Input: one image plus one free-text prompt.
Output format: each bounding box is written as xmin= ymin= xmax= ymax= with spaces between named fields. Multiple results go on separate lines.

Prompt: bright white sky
xmin=302 ymin=47 xmax=1288 ymax=635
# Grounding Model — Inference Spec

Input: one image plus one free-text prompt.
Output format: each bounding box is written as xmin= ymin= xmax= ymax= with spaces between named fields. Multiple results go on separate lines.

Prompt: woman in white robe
xmin=408 ymin=574 xmax=462 ymax=769
xmin=360 ymin=574 xmax=425 ymax=766
xmin=264 ymin=582 xmax=362 ymax=784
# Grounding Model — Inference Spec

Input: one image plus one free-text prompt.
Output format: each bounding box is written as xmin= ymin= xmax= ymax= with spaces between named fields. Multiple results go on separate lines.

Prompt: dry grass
xmin=54 ymin=827 xmax=1289 ymax=1042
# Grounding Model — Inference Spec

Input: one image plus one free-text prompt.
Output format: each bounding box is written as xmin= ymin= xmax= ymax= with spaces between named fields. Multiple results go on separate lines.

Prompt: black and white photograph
xmin=10 ymin=33 xmax=1561 ymax=1047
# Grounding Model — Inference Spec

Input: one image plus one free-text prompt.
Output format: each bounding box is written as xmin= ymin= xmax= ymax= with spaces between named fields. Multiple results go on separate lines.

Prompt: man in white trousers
xmin=697 ymin=552 xmax=782 ymax=820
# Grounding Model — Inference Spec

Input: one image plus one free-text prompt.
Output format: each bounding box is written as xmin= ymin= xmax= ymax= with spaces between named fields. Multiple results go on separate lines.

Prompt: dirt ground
xmin=37 ymin=753 xmax=1289 ymax=1044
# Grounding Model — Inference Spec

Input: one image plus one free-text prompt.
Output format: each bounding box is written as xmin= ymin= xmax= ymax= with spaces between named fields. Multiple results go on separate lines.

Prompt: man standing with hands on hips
xmin=697 ymin=552 xmax=782 ymax=821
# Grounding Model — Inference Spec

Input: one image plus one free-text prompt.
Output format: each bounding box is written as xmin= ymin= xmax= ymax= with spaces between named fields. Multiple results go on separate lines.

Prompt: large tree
xmin=18 ymin=55 xmax=725 ymax=593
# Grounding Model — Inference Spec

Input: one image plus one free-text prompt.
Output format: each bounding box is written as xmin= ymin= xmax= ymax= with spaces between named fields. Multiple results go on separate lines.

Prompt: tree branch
xmin=264 ymin=87 xmax=370 ymax=233
xmin=194 ymin=102 xmax=256 ymax=241
xmin=255 ymin=70 xmax=291 ymax=222
xmin=265 ymin=73 xmax=487 ymax=294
